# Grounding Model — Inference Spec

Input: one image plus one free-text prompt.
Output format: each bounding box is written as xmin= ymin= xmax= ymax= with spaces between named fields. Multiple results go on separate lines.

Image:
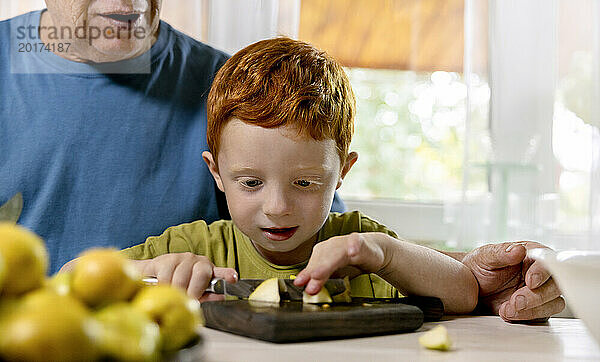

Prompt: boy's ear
xmin=336 ymin=151 xmax=358 ymax=189
xmin=202 ymin=151 xmax=225 ymax=192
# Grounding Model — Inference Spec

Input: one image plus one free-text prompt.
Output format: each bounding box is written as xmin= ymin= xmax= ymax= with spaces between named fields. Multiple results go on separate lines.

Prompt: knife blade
xmin=0 ymin=193 xmax=23 ymax=223
xmin=141 ymin=277 xmax=349 ymax=301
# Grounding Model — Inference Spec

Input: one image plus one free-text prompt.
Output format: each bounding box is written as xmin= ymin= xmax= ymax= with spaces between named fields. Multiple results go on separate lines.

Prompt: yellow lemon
xmin=132 ymin=285 xmax=202 ymax=351
xmin=0 ymin=223 xmax=48 ymax=296
xmin=0 ymin=290 xmax=100 ymax=361
xmin=96 ymin=302 xmax=161 ymax=361
xmin=72 ymin=248 xmax=142 ymax=307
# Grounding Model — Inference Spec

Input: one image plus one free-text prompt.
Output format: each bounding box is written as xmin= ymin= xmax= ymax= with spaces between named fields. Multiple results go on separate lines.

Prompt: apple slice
xmin=331 ymin=276 xmax=352 ymax=303
xmin=418 ymin=325 xmax=452 ymax=351
xmin=248 ymin=277 xmax=280 ymax=303
xmin=302 ymin=287 xmax=332 ymax=304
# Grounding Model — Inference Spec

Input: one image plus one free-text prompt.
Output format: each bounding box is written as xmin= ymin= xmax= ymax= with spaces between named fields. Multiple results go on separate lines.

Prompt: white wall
xmin=0 ymin=0 xmax=45 ymax=21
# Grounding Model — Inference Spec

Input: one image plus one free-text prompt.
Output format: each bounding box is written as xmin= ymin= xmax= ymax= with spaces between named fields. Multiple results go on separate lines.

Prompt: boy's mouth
xmin=261 ymin=226 xmax=298 ymax=241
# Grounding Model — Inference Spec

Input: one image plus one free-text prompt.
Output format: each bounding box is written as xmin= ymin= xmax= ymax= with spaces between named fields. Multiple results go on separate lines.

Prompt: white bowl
xmin=528 ymin=249 xmax=600 ymax=344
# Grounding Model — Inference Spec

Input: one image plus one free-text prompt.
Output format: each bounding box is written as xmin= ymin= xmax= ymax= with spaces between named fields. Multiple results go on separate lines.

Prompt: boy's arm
xmin=294 ymin=232 xmax=478 ymax=314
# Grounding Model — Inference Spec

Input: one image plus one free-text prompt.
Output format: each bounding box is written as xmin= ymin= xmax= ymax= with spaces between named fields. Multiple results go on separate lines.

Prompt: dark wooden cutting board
xmin=202 ymin=296 xmax=443 ymax=343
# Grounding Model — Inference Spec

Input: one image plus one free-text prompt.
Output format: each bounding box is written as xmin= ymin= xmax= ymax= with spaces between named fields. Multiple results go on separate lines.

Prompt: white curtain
xmin=162 ymin=0 xmax=301 ymax=53
xmin=1 ymin=0 xmax=301 ymax=51
xmin=0 ymin=0 xmax=45 ymax=21
xmin=199 ymin=0 xmax=300 ymax=54
xmin=452 ymin=0 xmax=600 ymax=251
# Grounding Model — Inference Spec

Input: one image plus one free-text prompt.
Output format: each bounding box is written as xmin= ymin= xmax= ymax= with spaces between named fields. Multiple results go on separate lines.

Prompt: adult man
xmin=0 ymin=0 xmax=563 ymax=322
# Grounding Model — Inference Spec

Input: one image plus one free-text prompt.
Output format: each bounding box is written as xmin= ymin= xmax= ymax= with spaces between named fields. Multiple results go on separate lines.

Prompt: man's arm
xmin=439 ymin=250 xmax=466 ymax=262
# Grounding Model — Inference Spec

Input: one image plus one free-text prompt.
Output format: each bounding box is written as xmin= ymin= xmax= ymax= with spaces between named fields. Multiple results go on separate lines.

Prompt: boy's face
xmin=203 ymin=119 xmax=356 ymax=264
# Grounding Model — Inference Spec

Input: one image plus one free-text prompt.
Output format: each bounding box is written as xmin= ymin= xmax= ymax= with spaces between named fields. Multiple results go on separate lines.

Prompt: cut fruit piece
xmin=303 ymin=287 xmax=332 ymax=304
xmin=248 ymin=277 xmax=280 ymax=303
xmin=418 ymin=325 xmax=452 ymax=351
xmin=331 ymin=276 xmax=352 ymax=303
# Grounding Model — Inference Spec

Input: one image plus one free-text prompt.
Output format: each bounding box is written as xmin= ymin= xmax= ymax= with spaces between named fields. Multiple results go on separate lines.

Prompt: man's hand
xmin=461 ymin=241 xmax=565 ymax=322
xmin=293 ymin=233 xmax=386 ymax=294
xmin=131 ymin=252 xmax=238 ymax=302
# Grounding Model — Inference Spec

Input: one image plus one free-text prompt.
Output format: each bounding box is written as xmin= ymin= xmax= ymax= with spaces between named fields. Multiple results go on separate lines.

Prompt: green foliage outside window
xmin=341 ymin=68 xmax=489 ymax=201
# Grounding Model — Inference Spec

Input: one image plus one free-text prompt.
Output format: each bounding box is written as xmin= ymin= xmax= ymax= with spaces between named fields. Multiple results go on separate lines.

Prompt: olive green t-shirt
xmin=122 ymin=211 xmax=401 ymax=298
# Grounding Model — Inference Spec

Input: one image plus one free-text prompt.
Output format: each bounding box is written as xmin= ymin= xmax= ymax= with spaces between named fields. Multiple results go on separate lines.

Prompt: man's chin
xmin=89 ymin=39 xmax=150 ymax=62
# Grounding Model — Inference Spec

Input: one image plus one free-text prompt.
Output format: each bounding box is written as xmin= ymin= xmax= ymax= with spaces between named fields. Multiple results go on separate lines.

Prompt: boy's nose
xmin=262 ymin=189 xmax=292 ymax=217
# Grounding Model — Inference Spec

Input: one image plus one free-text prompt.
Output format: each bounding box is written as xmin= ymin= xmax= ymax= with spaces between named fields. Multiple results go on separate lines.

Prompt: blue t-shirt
xmin=0 ymin=10 xmax=230 ymax=273
xmin=1 ymin=11 xmax=345 ymax=273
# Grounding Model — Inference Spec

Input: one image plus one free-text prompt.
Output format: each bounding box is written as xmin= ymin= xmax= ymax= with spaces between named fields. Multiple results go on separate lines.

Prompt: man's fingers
xmin=473 ymin=242 xmax=527 ymax=270
xmin=506 ymin=279 xmax=562 ymax=312
xmin=499 ymin=296 xmax=566 ymax=322
xmin=480 ymin=287 xmax=516 ymax=315
xmin=524 ymin=260 xmax=552 ymax=289
xmin=520 ymin=242 xmax=553 ymax=288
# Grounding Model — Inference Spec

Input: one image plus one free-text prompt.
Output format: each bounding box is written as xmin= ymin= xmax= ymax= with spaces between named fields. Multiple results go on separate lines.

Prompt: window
xmin=3 ymin=0 xmax=598 ymax=250
xmin=298 ymin=0 xmax=600 ymax=250
xmin=299 ymin=0 xmax=478 ymax=202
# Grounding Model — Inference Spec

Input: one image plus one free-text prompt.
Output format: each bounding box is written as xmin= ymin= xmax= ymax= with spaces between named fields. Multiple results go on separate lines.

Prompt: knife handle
xmin=142 ymin=277 xmax=221 ymax=293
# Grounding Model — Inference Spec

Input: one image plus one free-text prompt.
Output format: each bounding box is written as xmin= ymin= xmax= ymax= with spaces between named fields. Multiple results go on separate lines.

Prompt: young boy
xmin=123 ymin=37 xmax=478 ymax=313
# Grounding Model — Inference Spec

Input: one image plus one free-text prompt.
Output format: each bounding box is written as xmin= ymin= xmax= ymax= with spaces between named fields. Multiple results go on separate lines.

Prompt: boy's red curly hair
xmin=207 ymin=37 xmax=355 ymax=165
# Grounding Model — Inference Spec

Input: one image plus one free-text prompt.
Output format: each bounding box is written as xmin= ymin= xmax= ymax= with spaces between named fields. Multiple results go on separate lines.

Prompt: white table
xmin=199 ymin=316 xmax=600 ymax=361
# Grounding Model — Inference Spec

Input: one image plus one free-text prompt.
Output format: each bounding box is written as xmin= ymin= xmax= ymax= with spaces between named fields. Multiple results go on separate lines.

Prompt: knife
xmin=141 ymin=277 xmax=349 ymax=301
xmin=0 ymin=193 xmax=23 ymax=223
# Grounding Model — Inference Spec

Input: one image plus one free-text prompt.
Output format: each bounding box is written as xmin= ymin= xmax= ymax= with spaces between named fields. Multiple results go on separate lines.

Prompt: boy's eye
xmin=243 ymin=179 xmax=263 ymax=188
xmin=296 ymin=180 xmax=311 ymax=187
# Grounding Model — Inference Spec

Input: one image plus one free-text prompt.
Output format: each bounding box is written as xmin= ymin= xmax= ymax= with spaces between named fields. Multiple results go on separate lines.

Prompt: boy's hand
xmin=293 ymin=233 xmax=388 ymax=295
xmin=132 ymin=252 xmax=238 ymax=301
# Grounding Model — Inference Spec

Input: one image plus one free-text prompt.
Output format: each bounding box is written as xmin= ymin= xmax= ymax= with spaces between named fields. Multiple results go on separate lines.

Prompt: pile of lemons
xmin=0 ymin=223 xmax=203 ymax=362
